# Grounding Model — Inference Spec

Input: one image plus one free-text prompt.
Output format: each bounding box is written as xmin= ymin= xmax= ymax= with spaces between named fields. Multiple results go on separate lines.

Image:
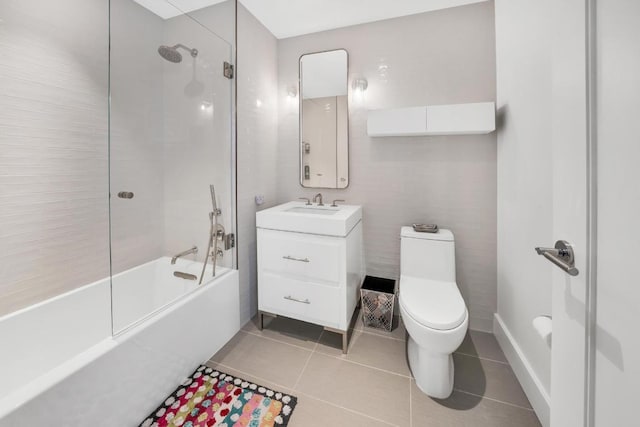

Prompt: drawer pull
xmin=284 ymin=295 xmax=311 ymax=304
xmin=282 ymin=255 xmax=310 ymax=263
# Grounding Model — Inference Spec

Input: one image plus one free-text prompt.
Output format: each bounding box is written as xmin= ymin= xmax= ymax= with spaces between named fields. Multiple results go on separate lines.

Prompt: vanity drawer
xmin=259 ymin=273 xmax=341 ymax=328
xmin=258 ymin=229 xmax=344 ymax=285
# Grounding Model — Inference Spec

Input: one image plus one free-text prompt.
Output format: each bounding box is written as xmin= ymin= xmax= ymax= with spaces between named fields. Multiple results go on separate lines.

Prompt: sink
xmin=256 ymin=201 xmax=362 ymax=236
xmin=285 ymin=206 xmax=339 ymax=215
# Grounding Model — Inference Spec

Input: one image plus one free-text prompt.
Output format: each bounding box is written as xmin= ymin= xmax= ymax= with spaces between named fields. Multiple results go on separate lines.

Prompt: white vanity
xmin=256 ymin=201 xmax=363 ymax=353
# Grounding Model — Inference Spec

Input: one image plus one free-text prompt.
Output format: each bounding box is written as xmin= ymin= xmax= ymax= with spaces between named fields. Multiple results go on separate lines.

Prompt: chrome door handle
xmin=282 ymin=255 xmax=310 ymax=263
xmin=535 ymin=240 xmax=579 ymax=276
xmin=284 ymin=295 xmax=311 ymax=304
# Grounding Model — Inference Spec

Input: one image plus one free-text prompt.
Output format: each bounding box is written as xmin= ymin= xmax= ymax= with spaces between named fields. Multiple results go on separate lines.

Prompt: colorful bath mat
xmin=139 ymin=366 xmax=298 ymax=427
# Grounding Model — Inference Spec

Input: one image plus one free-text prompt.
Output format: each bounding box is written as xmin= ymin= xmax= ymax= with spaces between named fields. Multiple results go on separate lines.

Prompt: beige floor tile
xmin=355 ymin=310 xmax=407 ymax=341
xmin=242 ymin=314 xmax=324 ymax=350
xmin=296 ymin=352 xmax=411 ymax=427
xmin=316 ymin=329 xmax=412 ymax=377
xmin=205 ymin=361 xmax=393 ymax=427
xmin=453 ymin=353 xmax=532 ymax=408
xmin=290 ymin=393 xmax=395 ymax=427
xmin=209 ymin=331 xmax=312 ymax=388
xmin=456 ymin=331 xmax=508 ymax=363
xmin=411 ymin=381 xmax=541 ymax=427
xmin=204 ymin=361 xmax=295 ymax=395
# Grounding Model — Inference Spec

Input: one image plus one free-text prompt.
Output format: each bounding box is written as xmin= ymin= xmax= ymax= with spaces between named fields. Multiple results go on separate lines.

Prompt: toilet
xmin=399 ymin=226 xmax=468 ymax=399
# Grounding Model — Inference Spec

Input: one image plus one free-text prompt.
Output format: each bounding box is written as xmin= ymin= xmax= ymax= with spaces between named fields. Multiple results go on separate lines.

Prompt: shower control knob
xmin=117 ymin=191 xmax=134 ymax=199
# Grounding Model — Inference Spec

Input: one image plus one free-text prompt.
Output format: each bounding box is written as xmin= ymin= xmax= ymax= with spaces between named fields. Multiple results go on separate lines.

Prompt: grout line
xmin=409 ymin=376 xmax=413 ymax=427
xmin=292 ymin=333 xmax=319 ymax=390
xmin=294 ymin=391 xmax=400 ymax=427
xmin=358 ymin=327 xmax=407 ymax=342
xmin=210 ymin=362 xmax=294 ymax=393
xmin=452 ymin=388 xmax=535 ymax=411
xmin=211 ymin=360 xmax=400 ymax=427
xmin=241 ymin=330 xmax=316 ymax=353
xmin=245 ymin=324 xmax=412 ymax=379
xmin=315 ymin=350 xmax=413 ymax=379
xmin=454 ymin=351 xmax=510 ymax=365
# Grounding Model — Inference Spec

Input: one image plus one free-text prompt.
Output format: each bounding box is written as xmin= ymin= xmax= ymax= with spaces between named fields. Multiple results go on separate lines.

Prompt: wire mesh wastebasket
xmin=360 ymin=276 xmax=396 ymax=332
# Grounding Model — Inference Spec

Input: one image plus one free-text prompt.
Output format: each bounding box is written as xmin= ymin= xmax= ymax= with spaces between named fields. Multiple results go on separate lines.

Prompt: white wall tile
xmin=275 ymin=2 xmax=497 ymax=331
xmin=236 ymin=3 xmax=279 ymax=323
xmin=0 ymin=0 xmax=237 ymax=317
xmin=0 ymin=0 xmax=110 ymax=316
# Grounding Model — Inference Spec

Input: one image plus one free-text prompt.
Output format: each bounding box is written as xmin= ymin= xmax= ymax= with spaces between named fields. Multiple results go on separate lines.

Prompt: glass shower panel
xmin=109 ymin=0 xmax=235 ymax=333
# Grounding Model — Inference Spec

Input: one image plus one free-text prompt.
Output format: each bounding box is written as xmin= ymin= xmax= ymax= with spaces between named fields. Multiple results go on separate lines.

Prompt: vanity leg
xmin=258 ymin=311 xmax=264 ymax=331
xmin=324 ymin=326 xmax=349 ymax=354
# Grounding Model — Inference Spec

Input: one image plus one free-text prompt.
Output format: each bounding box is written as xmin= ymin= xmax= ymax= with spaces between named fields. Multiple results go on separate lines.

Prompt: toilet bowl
xmin=399 ymin=227 xmax=468 ymax=399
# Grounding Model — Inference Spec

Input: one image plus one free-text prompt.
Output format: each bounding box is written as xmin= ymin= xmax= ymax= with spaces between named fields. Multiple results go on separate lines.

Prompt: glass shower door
xmin=109 ymin=0 xmax=235 ymax=333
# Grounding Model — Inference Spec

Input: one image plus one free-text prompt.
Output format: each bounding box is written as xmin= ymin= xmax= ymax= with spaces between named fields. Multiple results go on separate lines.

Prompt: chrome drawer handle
xmin=284 ymin=295 xmax=311 ymax=304
xmin=282 ymin=255 xmax=310 ymax=263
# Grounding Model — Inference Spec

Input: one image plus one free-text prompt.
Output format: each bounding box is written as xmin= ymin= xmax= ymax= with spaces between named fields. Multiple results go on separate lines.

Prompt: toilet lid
xmin=399 ymin=276 xmax=467 ymax=330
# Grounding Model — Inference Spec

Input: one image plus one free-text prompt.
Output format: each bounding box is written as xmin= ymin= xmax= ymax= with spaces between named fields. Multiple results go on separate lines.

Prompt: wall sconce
xmin=287 ymin=85 xmax=298 ymax=98
xmin=351 ymin=77 xmax=368 ymax=93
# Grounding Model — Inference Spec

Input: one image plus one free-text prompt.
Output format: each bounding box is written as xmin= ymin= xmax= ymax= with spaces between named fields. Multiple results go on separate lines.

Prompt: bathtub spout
xmin=171 ymin=246 xmax=198 ymax=264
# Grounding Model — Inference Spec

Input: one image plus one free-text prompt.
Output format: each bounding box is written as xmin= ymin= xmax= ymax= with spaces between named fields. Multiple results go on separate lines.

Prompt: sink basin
xmin=257 ymin=201 xmax=362 ymax=237
xmin=285 ymin=206 xmax=339 ymax=215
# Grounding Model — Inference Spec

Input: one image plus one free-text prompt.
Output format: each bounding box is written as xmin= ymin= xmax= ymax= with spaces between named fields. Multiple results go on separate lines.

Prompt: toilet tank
xmin=400 ymin=227 xmax=456 ymax=282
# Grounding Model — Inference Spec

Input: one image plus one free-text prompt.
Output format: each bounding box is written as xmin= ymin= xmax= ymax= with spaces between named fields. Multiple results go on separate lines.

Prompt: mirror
xmin=299 ymin=49 xmax=349 ymax=189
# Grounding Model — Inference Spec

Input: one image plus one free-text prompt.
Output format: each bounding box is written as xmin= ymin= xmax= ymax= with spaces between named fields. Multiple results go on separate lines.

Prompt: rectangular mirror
xmin=299 ymin=49 xmax=349 ymax=189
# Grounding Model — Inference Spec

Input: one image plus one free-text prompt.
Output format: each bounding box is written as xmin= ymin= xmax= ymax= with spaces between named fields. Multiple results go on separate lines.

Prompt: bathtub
xmin=0 ymin=257 xmax=240 ymax=426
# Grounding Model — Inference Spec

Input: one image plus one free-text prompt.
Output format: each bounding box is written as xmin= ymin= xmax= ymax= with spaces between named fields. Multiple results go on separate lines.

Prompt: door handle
xmin=535 ymin=240 xmax=579 ymax=276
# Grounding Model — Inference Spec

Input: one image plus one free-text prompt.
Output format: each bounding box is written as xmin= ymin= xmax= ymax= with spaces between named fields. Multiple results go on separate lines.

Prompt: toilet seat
xmin=399 ymin=276 xmax=467 ymax=331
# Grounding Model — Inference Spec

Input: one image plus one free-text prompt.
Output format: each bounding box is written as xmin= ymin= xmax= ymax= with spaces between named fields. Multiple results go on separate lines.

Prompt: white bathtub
xmin=0 ymin=257 xmax=240 ymax=426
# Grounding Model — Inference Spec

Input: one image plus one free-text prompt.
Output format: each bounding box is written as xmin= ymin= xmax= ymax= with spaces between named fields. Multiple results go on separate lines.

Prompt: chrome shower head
xmin=157 ymin=44 xmax=198 ymax=63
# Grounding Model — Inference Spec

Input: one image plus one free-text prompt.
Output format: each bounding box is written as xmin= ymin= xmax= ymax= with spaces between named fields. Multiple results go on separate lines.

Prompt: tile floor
xmin=207 ymin=312 xmax=542 ymax=427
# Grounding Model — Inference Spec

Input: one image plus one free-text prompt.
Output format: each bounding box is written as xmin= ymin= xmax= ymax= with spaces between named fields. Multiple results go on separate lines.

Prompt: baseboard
xmin=493 ymin=314 xmax=550 ymax=427
xmin=469 ymin=316 xmax=493 ymax=333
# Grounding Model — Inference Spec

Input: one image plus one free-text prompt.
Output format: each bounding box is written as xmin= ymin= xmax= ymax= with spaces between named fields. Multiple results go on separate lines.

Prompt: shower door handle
xmin=535 ymin=240 xmax=579 ymax=276
xmin=117 ymin=191 xmax=134 ymax=199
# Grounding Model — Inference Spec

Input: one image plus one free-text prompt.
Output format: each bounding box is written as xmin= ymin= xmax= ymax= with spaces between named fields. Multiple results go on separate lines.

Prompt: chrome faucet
xmin=171 ymin=246 xmax=198 ymax=264
xmin=313 ymin=193 xmax=324 ymax=206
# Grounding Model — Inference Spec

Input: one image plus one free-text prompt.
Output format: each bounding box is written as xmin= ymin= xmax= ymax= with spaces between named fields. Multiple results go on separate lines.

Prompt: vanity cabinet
xmin=256 ymin=203 xmax=363 ymax=353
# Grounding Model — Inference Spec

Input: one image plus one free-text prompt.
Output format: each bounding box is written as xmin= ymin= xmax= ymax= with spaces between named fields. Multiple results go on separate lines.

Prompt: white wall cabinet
xmin=367 ymin=102 xmax=495 ymax=137
xmin=257 ymin=223 xmax=363 ymax=353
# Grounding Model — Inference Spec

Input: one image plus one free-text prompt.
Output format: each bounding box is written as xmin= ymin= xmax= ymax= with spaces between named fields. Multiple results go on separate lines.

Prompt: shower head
xmin=157 ymin=44 xmax=198 ymax=63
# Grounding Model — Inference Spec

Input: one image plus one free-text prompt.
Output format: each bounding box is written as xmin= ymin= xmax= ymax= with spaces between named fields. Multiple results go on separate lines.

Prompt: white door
xmin=593 ymin=1 xmax=640 ymax=426
xmin=549 ymin=0 xmax=593 ymax=425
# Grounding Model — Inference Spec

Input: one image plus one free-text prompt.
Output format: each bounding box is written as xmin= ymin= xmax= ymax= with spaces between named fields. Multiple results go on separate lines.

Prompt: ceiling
xmin=134 ymin=0 xmax=488 ymax=38
xmin=240 ymin=0 xmax=489 ymax=39
xmin=132 ymin=0 xmax=228 ymax=19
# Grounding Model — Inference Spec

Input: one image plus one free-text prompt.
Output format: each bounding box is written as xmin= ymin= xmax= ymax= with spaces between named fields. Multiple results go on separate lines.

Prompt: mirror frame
xmin=298 ymin=48 xmax=350 ymax=189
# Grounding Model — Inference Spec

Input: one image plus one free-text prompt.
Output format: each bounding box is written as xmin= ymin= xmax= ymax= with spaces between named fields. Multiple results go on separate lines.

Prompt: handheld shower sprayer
xmin=199 ymin=185 xmax=223 ymax=284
